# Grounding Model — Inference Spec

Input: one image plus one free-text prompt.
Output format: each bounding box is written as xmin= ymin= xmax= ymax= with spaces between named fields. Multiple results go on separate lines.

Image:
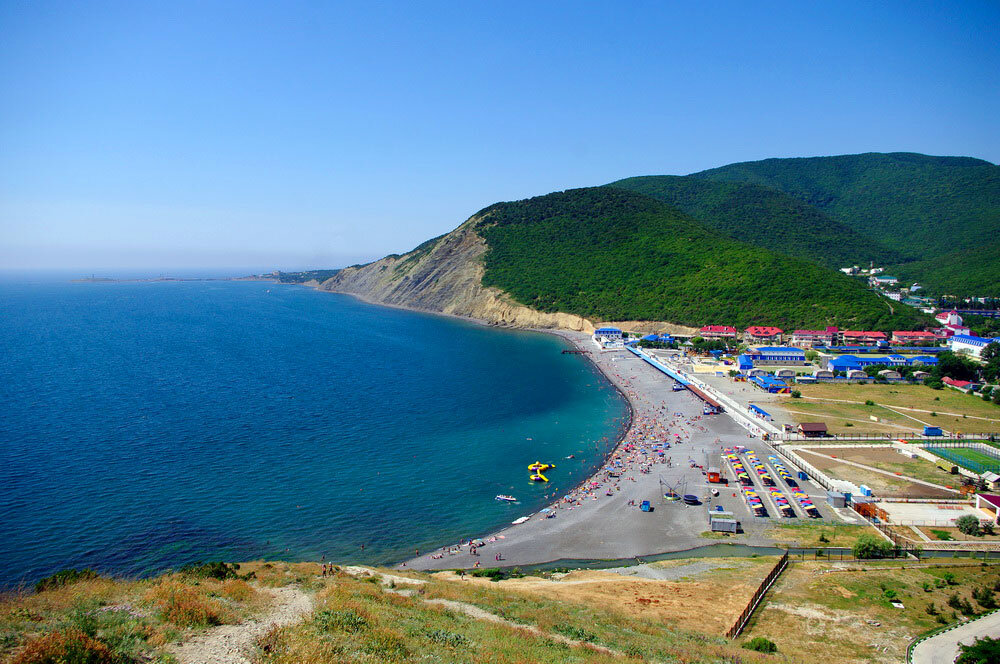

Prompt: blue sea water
xmin=0 ymin=277 xmax=627 ymax=586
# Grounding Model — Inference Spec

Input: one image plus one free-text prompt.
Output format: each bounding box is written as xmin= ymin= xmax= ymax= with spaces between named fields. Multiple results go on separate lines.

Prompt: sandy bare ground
xmin=170 ymin=585 xmax=313 ymax=664
xmin=797 ymin=448 xmax=957 ymax=498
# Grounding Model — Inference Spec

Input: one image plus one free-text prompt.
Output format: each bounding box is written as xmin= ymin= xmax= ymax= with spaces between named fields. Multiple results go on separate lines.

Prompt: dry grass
xmin=9 ymin=627 xmax=115 ymax=664
xmin=745 ymin=561 xmax=1000 ymax=664
xmin=797 ymin=449 xmax=956 ymax=498
xmin=0 ymin=568 xmax=267 ymax=663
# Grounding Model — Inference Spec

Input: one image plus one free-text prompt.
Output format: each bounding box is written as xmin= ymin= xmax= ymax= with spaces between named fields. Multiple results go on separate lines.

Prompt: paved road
xmin=911 ymin=610 xmax=1000 ymax=664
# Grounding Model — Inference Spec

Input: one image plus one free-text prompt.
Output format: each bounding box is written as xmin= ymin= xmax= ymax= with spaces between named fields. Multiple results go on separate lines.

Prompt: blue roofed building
xmin=593 ymin=326 xmax=624 ymax=350
xmin=747 ymin=346 xmax=807 ymax=365
xmin=950 ymin=334 xmax=1000 ymax=359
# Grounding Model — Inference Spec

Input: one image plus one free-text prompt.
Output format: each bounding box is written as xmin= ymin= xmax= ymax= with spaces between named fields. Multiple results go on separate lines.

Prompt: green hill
xmin=475 ymin=187 xmax=929 ymax=329
xmin=609 ymin=175 xmax=902 ymax=268
xmin=690 ymin=152 xmax=1000 ymax=295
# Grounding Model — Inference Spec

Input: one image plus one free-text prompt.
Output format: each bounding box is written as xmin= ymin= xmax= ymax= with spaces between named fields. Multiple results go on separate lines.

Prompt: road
xmin=911 ymin=610 xmax=1000 ymax=663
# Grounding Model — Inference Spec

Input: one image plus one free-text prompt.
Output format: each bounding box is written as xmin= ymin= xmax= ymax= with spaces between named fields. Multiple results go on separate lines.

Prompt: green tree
xmin=853 ymin=533 xmax=894 ymax=559
xmin=957 ymin=515 xmax=981 ymax=537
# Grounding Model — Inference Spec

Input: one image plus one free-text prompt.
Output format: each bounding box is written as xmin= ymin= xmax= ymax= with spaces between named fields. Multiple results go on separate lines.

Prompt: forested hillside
xmin=690 ymin=152 xmax=1000 ymax=295
xmin=475 ymin=187 xmax=929 ymax=329
xmin=609 ymin=175 xmax=902 ymax=268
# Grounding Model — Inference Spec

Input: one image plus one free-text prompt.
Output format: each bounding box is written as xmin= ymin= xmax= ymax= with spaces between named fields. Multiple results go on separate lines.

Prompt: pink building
xmin=790 ymin=327 xmax=838 ymax=347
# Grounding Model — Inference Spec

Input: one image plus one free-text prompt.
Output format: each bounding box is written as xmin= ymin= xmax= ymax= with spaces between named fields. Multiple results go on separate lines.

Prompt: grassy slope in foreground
xmin=609 ymin=174 xmax=903 ymax=268
xmin=691 ymin=152 xmax=1000 ymax=295
xmin=476 ymin=187 xmax=928 ymax=330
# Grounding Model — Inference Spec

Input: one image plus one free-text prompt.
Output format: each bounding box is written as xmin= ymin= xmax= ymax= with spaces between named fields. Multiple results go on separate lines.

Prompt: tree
xmin=743 ymin=637 xmax=777 ymax=653
xmin=957 ymin=515 xmax=981 ymax=537
xmin=956 ymin=636 xmax=1000 ymax=664
xmin=853 ymin=533 xmax=894 ymax=559
xmin=983 ymin=342 xmax=1000 ymax=363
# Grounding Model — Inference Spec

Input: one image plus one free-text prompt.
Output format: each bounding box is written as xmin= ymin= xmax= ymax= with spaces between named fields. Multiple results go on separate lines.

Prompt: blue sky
xmin=1 ymin=1 xmax=998 ymax=272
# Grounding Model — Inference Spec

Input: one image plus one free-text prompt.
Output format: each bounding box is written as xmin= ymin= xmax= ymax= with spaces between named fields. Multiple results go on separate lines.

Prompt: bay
xmin=0 ymin=277 xmax=627 ymax=586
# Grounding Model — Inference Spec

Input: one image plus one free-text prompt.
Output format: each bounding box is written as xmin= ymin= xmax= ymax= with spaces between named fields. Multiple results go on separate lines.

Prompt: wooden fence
xmin=725 ymin=552 xmax=789 ymax=639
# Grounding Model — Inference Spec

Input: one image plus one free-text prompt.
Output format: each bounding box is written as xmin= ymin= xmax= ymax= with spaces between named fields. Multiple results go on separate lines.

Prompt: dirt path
xmin=170 ymin=585 xmax=313 ymax=664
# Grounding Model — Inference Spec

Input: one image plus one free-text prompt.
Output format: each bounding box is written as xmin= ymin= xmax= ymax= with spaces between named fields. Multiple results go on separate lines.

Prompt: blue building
xmin=737 ymin=354 xmax=754 ymax=371
xmin=747 ymin=347 xmax=807 ymax=365
xmin=827 ymin=354 xmax=939 ymax=372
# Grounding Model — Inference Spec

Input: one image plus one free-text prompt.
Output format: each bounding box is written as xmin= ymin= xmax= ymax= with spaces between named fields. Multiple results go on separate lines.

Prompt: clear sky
xmin=1 ymin=1 xmax=998 ymax=272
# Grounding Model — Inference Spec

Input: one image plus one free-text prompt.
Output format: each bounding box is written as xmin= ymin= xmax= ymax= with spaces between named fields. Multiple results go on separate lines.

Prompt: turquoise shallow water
xmin=0 ymin=277 xmax=627 ymax=586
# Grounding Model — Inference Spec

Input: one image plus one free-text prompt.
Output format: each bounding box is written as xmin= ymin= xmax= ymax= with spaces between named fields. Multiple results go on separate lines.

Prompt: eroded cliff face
xmin=318 ymin=215 xmax=696 ymax=335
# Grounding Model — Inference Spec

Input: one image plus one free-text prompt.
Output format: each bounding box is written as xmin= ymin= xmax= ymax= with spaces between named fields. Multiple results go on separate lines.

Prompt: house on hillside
xmin=878 ymin=369 xmax=902 ymax=380
xmin=699 ymin=325 xmax=738 ymax=340
xmin=790 ymin=327 xmax=838 ymax=347
xmin=935 ymin=310 xmax=971 ymax=338
xmin=744 ymin=326 xmax=783 ymax=345
xmin=870 ymin=275 xmax=899 ymax=287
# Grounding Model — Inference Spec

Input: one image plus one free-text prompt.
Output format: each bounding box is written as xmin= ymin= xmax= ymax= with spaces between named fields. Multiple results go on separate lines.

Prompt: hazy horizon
xmin=3 ymin=1 xmax=998 ymax=271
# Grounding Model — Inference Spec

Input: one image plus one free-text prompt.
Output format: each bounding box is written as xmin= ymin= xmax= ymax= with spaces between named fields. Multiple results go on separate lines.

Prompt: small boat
xmin=495 ymin=495 xmax=517 ymax=502
xmin=511 ymin=516 xmax=530 ymax=525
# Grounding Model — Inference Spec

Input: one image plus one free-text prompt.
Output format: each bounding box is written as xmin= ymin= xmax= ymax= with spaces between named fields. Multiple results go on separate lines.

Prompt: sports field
xmin=776 ymin=383 xmax=1000 ymax=435
xmin=927 ymin=445 xmax=1000 ymax=474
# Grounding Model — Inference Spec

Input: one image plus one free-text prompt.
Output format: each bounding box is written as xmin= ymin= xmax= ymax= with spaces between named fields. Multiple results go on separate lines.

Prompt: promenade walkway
xmin=911 ymin=610 xmax=1000 ymax=663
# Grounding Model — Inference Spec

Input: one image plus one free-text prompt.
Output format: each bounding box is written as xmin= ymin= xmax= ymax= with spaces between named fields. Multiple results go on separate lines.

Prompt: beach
xmin=403 ymin=331 xmax=786 ymax=571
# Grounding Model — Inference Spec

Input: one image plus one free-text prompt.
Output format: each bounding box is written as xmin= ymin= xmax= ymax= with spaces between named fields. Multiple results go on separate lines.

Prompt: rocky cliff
xmin=319 ymin=214 xmax=697 ymax=335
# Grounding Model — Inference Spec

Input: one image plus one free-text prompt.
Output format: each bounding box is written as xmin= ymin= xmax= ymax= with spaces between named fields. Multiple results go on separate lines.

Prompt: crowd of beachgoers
xmin=411 ymin=341 xmax=720 ymax=566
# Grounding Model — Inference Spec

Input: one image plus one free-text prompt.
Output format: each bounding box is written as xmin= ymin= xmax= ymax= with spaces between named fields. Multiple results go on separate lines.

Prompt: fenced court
xmin=927 ymin=444 xmax=1000 ymax=474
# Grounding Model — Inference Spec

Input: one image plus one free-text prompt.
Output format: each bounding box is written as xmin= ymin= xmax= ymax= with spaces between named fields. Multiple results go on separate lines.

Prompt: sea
xmin=0 ymin=274 xmax=628 ymax=587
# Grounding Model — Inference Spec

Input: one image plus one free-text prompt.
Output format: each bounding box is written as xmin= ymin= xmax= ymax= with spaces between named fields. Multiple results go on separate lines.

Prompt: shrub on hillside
xmin=34 ymin=569 xmax=100 ymax=593
xmin=145 ymin=581 xmax=228 ymax=627
xmin=11 ymin=628 xmax=113 ymax=664
xmin=743 ymin=636 xmax=777 ymax=653
xmin=179 ymin=562 xmax=246 ymax=581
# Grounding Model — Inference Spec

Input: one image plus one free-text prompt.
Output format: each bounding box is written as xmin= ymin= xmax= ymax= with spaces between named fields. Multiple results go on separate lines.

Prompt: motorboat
xmin=495 ymin=495 xmax=517 ymax=502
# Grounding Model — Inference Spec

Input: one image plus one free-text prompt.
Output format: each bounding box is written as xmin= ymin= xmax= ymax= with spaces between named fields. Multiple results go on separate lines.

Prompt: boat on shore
xmin=495 ymin=494 xmax=517 ymax=502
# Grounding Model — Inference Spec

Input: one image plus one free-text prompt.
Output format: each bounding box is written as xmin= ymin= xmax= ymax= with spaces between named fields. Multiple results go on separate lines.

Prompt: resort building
xmin=935 ymin=310 xmax=972 ymax=337
xmin=949 ymin=334 xmax=1000 ymax=359
xmin=592 ymin=327 xmax=624 ymax=350
xmin=825 ymin=354 xmax=938 ymax=372
xmin=891 ymin=330 xmax=939 ymax=345
xmin=869 ymin=275 xmax=899 ymax=287
xmin=790 ymin=327 xmax=838 ymax=347
xmin=841 ymin=330 xmax=887 ymax=345
xmin=942 ymin=377 xmax=980 ymax=393
xmin=743 ymin=326 xmax=783 ymax=344
xmin=746 ymin=347 xmax=807 ymax=366
xmin=699 ymin=325 xmax=738 ymax=340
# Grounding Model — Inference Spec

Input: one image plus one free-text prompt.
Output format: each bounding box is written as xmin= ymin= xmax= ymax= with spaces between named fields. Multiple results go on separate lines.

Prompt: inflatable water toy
xmin=528 ymin=461 xmax=555 ymax=472
xmin=530 ymin=473 xmax=549 ymax=482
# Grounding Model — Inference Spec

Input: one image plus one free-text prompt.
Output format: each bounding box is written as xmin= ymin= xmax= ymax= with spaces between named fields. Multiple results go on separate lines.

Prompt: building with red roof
xmin=699 ymin=325 xmax=738 ymax=340
xmin=841 ymin=330 xmax=887 ymax=345
xmin=891 ymin=330 xmax=938 ymax=345
xmin=744 ymin=326 xmax=783 ymax=344
xmin=790 ymin=327 xmax=838 ymax=347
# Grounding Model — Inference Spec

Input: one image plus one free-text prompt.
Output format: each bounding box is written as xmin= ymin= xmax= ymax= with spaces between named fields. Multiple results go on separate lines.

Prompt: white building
xmin=592 ymin=327 xmax=624 ymax=350
xmin=949 ymin=334 xmax=1000 ymax=359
